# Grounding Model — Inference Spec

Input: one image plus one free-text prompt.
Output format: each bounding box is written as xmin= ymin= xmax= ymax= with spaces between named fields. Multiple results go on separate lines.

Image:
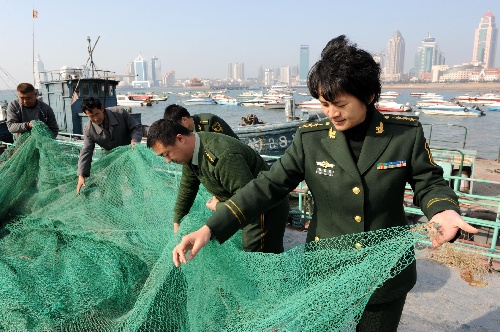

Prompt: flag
xmin=70 ymin=90 xmax=79 ymax=105
xmin=33 ymin=10 xmax=38 ymax=18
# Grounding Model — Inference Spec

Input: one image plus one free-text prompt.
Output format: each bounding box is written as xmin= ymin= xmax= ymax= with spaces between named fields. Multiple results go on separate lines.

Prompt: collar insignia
xmin=329 ymin=127 xmax=336 ymax=139
xmin=375 ymin=122 xmax=384 ymax=134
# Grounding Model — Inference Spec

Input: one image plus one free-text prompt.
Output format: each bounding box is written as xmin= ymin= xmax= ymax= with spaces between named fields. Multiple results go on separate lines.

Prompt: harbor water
xmin=1 ymin=87 xmax=499 ymax=160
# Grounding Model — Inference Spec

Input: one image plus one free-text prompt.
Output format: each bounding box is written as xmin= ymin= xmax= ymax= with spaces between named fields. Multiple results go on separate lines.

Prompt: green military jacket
xmin=205 ymin=109 xmax=461 ymax=302
xmin=173 ymin=131 xmax=268 ymax=224
xmin=193 ymin=113 xmax=238 ymax=139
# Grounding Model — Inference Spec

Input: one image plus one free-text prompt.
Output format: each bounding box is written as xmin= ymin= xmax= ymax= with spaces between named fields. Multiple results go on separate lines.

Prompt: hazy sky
xmin=0 ymin=0 xmax=499 ymax=90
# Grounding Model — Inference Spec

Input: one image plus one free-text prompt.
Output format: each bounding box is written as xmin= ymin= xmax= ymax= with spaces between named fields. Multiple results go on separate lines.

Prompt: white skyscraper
xmin=383 ymin=31 xmax=405 ymax=82
xmin=472 ymin=10 xmax=498 ymax=68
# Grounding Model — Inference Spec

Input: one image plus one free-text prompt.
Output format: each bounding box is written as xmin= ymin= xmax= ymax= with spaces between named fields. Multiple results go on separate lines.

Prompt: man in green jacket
xmin=163 ymin=104 xmax=238 ymax=139
xmin=147 ymin=119 xmax=288 ymax=253
xmin=171 ymin=35 xmax=478 ymax=331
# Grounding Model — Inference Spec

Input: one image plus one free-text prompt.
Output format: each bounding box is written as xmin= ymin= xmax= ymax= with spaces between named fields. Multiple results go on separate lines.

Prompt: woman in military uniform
xmin=172 ymin=35 xmax=478 ymax=331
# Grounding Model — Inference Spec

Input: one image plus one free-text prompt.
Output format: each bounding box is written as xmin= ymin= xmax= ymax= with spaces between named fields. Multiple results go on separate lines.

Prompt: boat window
xmin=101 ymin=84 xmax=114 ymax=97
xmin=91 ymin=83 xmax=99 ymax=96
xmin=82 ymin=82 xmax=90 ymax=97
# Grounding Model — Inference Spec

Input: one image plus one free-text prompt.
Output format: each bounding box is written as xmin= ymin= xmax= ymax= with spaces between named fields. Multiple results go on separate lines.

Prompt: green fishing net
xmin=0 ymin=121 xmax=426 ymax=331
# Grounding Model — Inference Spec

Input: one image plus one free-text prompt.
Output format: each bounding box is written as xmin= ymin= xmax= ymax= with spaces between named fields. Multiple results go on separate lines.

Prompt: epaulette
xmin=200 ymin=120 xmax=210 ymax=125
xmin=299 ymin=119 xmax=331 ymax=132
xmin=203 ymin=147 xmax=218 ymax=166
xmin=382 ymin=114 xmax=419 ymax=126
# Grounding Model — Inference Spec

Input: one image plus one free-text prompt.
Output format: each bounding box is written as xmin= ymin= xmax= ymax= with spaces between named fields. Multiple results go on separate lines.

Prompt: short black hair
xmin=147 ymin=119 xmax=191 ymax=148
xmin=163 ymin=104 xmax=191 ymax=122
xmin=81 ymin=97 xmax=102 ymax=113
xmin=308 ymin=35 xmax=381 ymax=107
xmin=17 ymin=83 xmax=35 ymax=94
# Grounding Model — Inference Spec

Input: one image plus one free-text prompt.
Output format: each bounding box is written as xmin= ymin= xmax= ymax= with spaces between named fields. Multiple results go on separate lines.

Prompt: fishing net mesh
xmin=0 ymin=121 xmax=429 ymax=331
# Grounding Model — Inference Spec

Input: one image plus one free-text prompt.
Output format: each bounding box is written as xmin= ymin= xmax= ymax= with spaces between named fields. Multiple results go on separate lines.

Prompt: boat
xmin=410 ymin=92 xmax=428 ymax=96
xmin=263 ymin=100 xmax=286 ymax=110
xmin=416 ymin=99 xmax=448 ymax=107
xmin=216 ymin=97 xmax=241 ymax=106
xmin=420 ymin=107 xmax=484 ymax=117
xmin=419 ymin=92 xmax=444 ymax=99
xmin=183 ymin=98 xmax=217 ymax=106
xmin=454 ymin=93 xmax=500 ymax=105
xmin=486 ymin=102 xmax=500 ymax=111
xmin=240 ymin=98 xmax=269 ymax=107
xmin=295 ymin=98 xmax=321 ymax=109
xmin=237 ymin=91 xmax=263 ymax=98
xmin=375 ymin=100 xmax=411 ymax=112
xmin=117 ymin=94 xmax=144 ymax=107
xmin=379 ymin=91 xmax=400 ymax=99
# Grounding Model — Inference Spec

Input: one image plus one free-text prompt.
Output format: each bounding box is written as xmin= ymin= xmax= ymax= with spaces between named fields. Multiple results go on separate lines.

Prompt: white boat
xmin=237 ymin=91 xmax=263 ymax=98
xmin=240 ymin=98 xmax=269 ymax=107
xmin=454 ymin=93 xmax=500 ymax=105
xmin=263 ymin=101 xmax=286 ymax=109
xmin=217 ymin=98 xmax=241 ymax=106
xmin=183 ymin=98 xmax=217 ymax=106
xmin=420 ymin=107 xmax=483 ymax=117
xmin=379 ymin=91 xmax=400 ymax=99
xmin=376 ymin=100 xmax=411 ymax=112
xmin=295 ymin=98 xmax=321 ymax=109
xmin=410 ymin=92 xmax=428 ymax=96
xmin=117 ymin=94 xmax=144 ymax=107
xmin=419 ymin=92 xmax=444 ymax=99
xmin=486 ymin=102 xmax=500 ymax=111
xmin=416 ymin=99 xmax=448 ymax=107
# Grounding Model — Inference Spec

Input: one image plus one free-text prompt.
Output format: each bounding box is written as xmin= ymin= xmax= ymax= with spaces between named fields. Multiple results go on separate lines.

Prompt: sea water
xmin=1 ymin=87 xmax=499 ymax=160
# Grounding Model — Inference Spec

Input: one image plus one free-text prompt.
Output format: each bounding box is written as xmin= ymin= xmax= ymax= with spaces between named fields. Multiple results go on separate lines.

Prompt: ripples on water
xmin=1 ymin=88 xmax=499 ymax=159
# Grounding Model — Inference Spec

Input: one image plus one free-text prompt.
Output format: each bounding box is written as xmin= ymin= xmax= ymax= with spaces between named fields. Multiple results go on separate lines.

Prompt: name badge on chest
xmin=316 ymin=160 xmax=335 ymax=177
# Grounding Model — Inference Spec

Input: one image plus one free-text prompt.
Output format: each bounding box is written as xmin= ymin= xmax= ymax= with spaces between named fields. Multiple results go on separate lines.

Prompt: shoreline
xmin=382 ymin=82 xmax=500 ymax=91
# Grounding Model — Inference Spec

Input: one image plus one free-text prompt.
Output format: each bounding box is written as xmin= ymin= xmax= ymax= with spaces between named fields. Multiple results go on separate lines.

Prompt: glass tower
xmin=299 ymin=45 xmax=309 ymax=84
xmin=472 ymin=10 xmax=498 ymax=68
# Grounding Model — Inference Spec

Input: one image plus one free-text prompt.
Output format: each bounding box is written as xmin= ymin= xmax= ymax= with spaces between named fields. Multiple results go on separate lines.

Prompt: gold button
xmin=352 ymin=187 xmax=361 ymax=195
xmin=314 ymin=236 xmax=320 ymax=242
xmin=354 ymin=215 xmax=362 ymax=222
xmin=355 ymin=242 xmax=362 ymax=250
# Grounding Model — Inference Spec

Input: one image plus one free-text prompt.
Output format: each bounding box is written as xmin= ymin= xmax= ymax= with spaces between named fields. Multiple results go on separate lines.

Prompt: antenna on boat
xmin=87 ymin=36 xmax=99 ymax=78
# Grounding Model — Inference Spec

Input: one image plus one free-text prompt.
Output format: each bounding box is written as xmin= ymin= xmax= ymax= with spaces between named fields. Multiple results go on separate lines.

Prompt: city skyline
xmin=0 ymin=0 xmax=499 ymax=90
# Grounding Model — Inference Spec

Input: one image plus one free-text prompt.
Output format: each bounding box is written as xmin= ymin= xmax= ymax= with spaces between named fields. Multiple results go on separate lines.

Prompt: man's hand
xmin=76 ymin=175 xmax=86 ymax=195
xmin=131 ymin=141 xmax=136 ymax=151
xmin=27 ymin=122 xmax=33 ymax=129
xmin=172 ymin=225 xmax=212 ymax=268
xmin=428 ymin=210 xmax=478 ymax=247
xmin=174 ymin=222 xmax=180 ymax=233
xmin=205 ymin=196 xmax=219 ymax=211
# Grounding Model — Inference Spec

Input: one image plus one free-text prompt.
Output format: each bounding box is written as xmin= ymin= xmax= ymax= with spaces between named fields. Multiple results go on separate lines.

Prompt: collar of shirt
xmin=191 ymin=132 xmax=201 ymax=166
xmin=102 ymin=110 xmax=110 ymax=131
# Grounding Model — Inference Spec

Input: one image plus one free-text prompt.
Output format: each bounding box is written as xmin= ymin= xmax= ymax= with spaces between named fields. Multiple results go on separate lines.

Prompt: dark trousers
xmin=241 ymin=197 xmax=289 ymax=253
xmin=356 ymin=294 xmax=407 ymax=332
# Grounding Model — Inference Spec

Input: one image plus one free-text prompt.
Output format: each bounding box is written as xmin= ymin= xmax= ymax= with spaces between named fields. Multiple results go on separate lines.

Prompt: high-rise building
xmin=412 ymin=34 xmax=445 ymax=80
xmin=125 ymin=62 xmax=135 ymax=85
xmin=280 ymin=66 xmax=290 ymax=85
xmin=162 ymin=70 xmax=176 ymax=87
xmin=151 ymin=55 xmax=161 ymax=87
xmin=383 ymin=31 xmax=405 ymax=82
xmin=299 ymin=45 xmax=309 ymax=84
xmin=134 ymin=53 xmax=148 ymax=81
xmin=472 ymin=10 xmax=498 ymax=68
xmin=228 ymin=63 xmax=245 ymax=81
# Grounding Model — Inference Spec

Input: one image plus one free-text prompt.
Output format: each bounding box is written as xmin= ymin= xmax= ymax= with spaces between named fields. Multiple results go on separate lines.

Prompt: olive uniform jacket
xmin=192 ymin=113 xmax=238 ymax=139
xmin=205 ymin=110 xmax=460 ymax=302
xmin=174 ymin=132 xmax=289 ymax=253
xmin=78 ymin=107 xmax=142 ymax=177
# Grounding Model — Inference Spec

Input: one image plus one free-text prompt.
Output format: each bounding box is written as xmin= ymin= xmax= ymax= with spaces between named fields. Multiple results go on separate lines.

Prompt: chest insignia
xmin=211 ymin=121 xmax=223 ymax=133
xmin=329 ymin=127 xmax=336 ymax=139
xmin=377 ymin=160 xmax=406 ymax=170
xmin=316 ymin=160 xmax=335 ymax=176
xmin=375 ymin=122 xmax=384 ymax=134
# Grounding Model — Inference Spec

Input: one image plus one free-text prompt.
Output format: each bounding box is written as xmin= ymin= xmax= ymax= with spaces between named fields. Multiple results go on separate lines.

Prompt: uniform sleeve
xmin=77 ymin=124 xmax=96 ymax=177
xmin=45 ymin=106 xmax=59 ymax=138
xmin=173 ymin=165 xmax=201 ymax=224
xmin=123 ymin=110 xmax=142 ymax=142
xmin=206 ymin=130 xmax=306 ymax=243
xmin=214 ymin=154 xmax=256 ymax=194
xmin=408 ymin=124 xmax=460 ymax=218
xmin=6 ymin=101 xmax=29 ymax=134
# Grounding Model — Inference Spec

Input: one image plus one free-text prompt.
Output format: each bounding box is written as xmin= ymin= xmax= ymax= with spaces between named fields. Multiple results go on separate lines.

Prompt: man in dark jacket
xmin=6 ymin=83 xmax=59 ymax=139
xmin=147 ymin=119 xmax=288 ymax=253
xmin=76 ymin=97 xmax=142 ymax=194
